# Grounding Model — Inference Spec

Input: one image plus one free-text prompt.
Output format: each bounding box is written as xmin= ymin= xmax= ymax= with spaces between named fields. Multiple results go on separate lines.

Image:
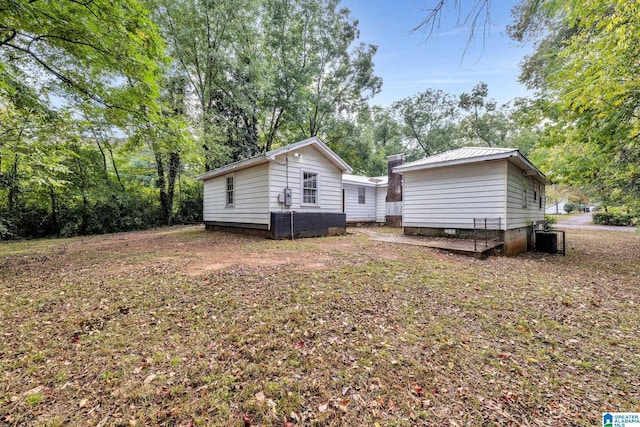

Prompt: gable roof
xmin=342 ymin=174 xmax=388 ymax=187
xmin=196 ymin=136 xmax=352 ymax=181
xmin=393 ymin=146 xmax=551 ymax=185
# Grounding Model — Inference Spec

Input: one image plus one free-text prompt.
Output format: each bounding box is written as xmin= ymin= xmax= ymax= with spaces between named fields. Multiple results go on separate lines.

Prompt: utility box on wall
xmin=283 ymin=188 xmax=292 ymax=206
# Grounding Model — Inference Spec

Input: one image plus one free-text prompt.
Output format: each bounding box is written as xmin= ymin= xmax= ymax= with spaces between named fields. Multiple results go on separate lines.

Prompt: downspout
xmin=286 ymin=154 xmax=293 ymax=240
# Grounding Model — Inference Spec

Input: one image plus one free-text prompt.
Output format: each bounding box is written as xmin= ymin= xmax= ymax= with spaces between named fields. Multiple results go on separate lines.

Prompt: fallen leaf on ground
xmin=25 ymin=386 xmax=45 ymax=395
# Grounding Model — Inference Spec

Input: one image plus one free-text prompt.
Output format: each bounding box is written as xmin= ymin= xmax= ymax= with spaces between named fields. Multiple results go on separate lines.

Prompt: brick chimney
xmin=385 ymin=153 xmax=405 ymax=227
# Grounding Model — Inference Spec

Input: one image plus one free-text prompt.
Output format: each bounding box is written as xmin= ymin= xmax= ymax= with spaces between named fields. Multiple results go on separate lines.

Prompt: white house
xmin=342 ymin=174 xmax=387 ymax=223
xmin=393 ymin=147 xmax=551 ymax=255
xmin=545 ymin=199 xmax=568 ymax=215
xmin=196 ymin=137 xmax=352 ymax=239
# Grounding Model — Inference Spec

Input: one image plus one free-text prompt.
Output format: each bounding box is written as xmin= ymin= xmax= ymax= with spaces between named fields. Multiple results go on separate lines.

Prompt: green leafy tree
xmin=392 ymin=89 xmax=459 ymax=156
xmin=259 ymin=0 xmax=382 ymax=145
xmin=458 ymin=82 xmax=504 ymax=147
xmin=512 ymin=0 xmax=640 ymax=208
xmin=1 ymin=0 xmax=166 ymax=117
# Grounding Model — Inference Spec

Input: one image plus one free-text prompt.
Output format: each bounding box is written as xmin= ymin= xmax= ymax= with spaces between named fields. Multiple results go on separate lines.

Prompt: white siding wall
xmin=376 ymin=186 xmax=387 ymax=223
xmin=202 ymin=162 xmax=270 ymax=226
xmin=269 ymin=145 xmax=343 ymax=213
xmin=506 ymin=162 xmax=546 ymax=229
xmin=344 ymin=183 xmax=377 ymax=222
xmin=402 ymin=161 xmax=507 ymax=229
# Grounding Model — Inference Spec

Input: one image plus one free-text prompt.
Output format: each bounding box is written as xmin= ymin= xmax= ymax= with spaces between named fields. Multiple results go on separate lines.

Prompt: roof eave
xmin=196 ymin=136 xmax=353 ymax=181
xmin=195 ymin=156 xmax=269 ymax=181
xmin=266 ymin=136 xmax=353 ymax=173
xmin=509 ymin=155 xmax=553 ymax=185
xmin=392 ymin=150 xmax=552 ymax=185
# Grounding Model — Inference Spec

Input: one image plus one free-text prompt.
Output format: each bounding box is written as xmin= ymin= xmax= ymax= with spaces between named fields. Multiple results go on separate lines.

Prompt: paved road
xmin=555 ymin=212 xmax=593 ymax=225
xmin=554 ymin=212 xmax=637 ymax=233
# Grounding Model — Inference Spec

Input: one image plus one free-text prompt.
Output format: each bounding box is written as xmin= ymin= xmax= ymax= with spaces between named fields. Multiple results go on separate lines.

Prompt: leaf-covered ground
xmin=1 ymin=226 xmax=639 ymax=426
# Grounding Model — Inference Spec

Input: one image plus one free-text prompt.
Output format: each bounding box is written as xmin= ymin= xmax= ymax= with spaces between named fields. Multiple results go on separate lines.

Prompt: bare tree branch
xmin=412 ymin=0 xmax=492 ymax=59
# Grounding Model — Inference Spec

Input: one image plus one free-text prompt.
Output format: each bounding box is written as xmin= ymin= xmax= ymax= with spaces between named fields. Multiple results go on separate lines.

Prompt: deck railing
xmin=473 ymin=217 xmax=502 ymax=251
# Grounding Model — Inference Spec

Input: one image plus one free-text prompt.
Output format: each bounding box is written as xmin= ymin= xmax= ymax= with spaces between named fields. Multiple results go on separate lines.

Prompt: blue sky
xmin=340 ymin=0 xmax=533 ymax=106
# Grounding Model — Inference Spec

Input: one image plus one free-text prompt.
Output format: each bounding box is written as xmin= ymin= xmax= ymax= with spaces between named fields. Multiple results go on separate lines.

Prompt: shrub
xmin=543 ymin=215 xmax=556 ymax=231
xmin=593 ymin=212 xmax=637 ymax=226
xmin=176 ymin=180 xmax=203 ymax=224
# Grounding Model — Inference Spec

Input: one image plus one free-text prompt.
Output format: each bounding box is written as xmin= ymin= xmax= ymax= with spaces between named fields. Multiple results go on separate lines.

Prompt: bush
xmin=0 ymin=217 xmax=15 ymax=240
xmin=176 ymin=180 xmax=203 ymax=224
xmin=592 ymin=212 xmax=638 ymax=226
xmin=543 ymin=215 xmax=556 ymax=231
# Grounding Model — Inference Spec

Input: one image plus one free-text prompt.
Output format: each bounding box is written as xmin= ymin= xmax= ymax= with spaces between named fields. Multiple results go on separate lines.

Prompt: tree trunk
xmin=50 ymin=187 xmax=58 ymax=235
xmin=155 ymin=152 xmax=180 ymax=226
xmin=8 ymin=154 xmax=18 ymax=210
xmin=166 ymin=152 xmax=180 ymax=226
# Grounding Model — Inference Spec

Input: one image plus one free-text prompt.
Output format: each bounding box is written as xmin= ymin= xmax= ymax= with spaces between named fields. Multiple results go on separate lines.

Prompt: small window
xmin=534 ymin=181 xmax=538 ymax=201
xmin=522 ymin=177 xmax=528 ymax=208
xmin=226 ymin=176 xmax=234 ymax=206
xmin=302 ymin=172 xmax=317 ymax=204
xmin=358 ymin=187 xmax=366 ymax=204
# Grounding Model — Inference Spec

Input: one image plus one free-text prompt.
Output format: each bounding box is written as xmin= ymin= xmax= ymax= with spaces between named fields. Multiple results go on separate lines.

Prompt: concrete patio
xmin=355 ymin=228 xmax=504 ymax=258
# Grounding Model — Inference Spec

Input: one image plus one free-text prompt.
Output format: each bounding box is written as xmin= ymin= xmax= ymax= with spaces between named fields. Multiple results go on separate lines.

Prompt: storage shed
xmin=196 ymin=137 xmax=352 ymax=239
xmin=393 ymin=147 xmax=551 ymax=255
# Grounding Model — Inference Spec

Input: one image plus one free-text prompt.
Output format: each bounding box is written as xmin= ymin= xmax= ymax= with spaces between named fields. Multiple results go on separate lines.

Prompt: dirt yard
xmin=1 ymin=226 xmax=639 ymax=426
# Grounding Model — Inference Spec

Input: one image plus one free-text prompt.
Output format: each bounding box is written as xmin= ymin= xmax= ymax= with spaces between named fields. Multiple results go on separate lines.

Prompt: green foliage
xmin=512 ymin=0 xmax=640 ymax=209
xmin=563 ymin=203 xmax=576 ymax=214
xmin=176 ymin=179 xmax=203 ymax=224
xmin=392 ymin=88 xmax=459 ymax=156
xmin=0 ymin=0 xmax=166 ymax=118
xmin=543 ymin=214 xmax=556 ymax=231
xmin=593 ymin=212 xmax=638 ymax=227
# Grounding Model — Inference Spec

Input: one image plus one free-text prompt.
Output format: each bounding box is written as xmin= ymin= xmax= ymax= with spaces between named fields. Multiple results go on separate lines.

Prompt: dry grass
xmin=1 ymin=226 xmax=639 ymax=426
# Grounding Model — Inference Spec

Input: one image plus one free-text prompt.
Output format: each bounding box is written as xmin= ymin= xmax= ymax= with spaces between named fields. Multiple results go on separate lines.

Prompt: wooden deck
xmin=356 ymin=229 xmax=503 ymax=258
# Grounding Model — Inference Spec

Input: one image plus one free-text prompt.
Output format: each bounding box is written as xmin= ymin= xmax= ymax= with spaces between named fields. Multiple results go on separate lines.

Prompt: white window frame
xmin=225 ymin=174 xmax=234 ymax=207
xmin=301 ymin=171 xmax=319 ymax=206
xmin=358 ymin=186 xmax=366 ymax=204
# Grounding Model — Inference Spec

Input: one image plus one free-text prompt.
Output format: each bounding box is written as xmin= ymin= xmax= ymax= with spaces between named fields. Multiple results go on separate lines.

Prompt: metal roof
xmin=399 ymin=147 xmax=516 ymax=169
xmin=196 ymin=136 xmax=352 ymax=181
xmin=393 ymin=146 xmax=551 ymax=185
xmin=342 ymin=174 xmax=388 ymax=186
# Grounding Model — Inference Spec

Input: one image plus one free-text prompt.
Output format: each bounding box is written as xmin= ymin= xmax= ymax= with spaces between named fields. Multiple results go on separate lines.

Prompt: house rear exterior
xmin=196 ymin=137 xmax=352 ymax=239
xmin=394 ymin=147 xmax=551 ymax=255
xmin=342 ymin=175 xmax=387 ymax=223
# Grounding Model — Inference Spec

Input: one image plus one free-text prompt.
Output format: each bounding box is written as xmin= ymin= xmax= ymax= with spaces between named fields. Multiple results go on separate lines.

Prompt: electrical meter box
xmin=283 ymin=188 xmax=292 ymax=206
